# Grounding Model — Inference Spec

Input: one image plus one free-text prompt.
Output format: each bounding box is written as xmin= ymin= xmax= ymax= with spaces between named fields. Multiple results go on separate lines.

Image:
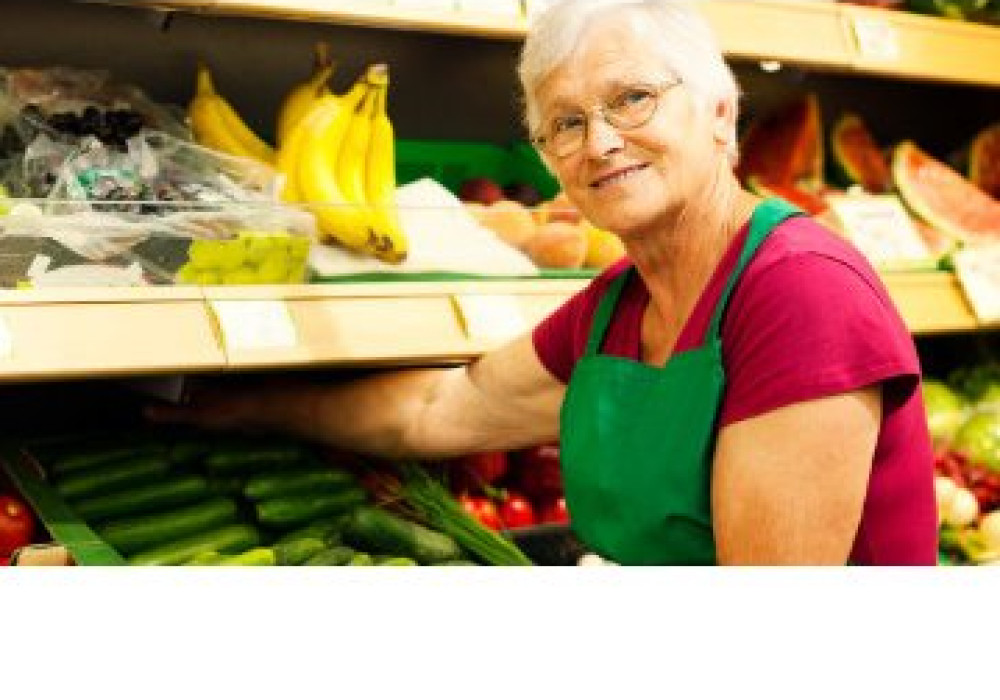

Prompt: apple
xmin=458 ymin=177 xmax=504 ymax=205
xmin=502 ymin=182 xmax=543 ymax=207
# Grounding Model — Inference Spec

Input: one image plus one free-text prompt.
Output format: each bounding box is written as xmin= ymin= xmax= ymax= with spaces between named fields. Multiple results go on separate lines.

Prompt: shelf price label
xmin=826 ymin=194 xmax=934 ymax=271
xmin=953 ymin=244 xmax=1000 ymax=325
xmin=0 ymin=313 xmax=12 ymax=359
xmin=209 ymin=299 xmax=298 ymax=351
xmin=849 ymin=14 xmax=900 ymax=61
xmin=452 ymin=294 xmax=526 ymax=343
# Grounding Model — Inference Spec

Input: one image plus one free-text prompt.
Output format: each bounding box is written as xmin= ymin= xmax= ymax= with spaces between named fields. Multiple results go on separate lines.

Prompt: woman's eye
xmin=551 ymin=114 xmax=585 ymax=135
xmin=612 ymin=88 xmax=653 ymax=110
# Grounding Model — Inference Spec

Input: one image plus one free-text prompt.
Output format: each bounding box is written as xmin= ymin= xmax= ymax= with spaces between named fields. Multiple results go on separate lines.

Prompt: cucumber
xmin=71 ymin=474 xmax=210 ymax=523
xmin=349 ymin=552 xmax=375 ymax=566
xmin=274 ymin=537 xmax=327 ymax=565
xmin=433 ymin=560 xmax=479 ymax=566
xmin=204 ymin=444 xmax=309 ymax=476
xmin=216 ymin=547 xmax=277 ymax=566
xmin=255 ymin=487 xmax=368 ymax=529
xmin=167 ymin=439 xmax=213 ymax=466
xmin=98 ymin=497 xmax=239 ymax=555
xmin=206 ymin=476 xmax=246 ymax=497
xmin=184 ymin=551 xmax=226 ymax=565
xmin=55 ymin=455 xmax=172 ymax=503
xmin=128 ymin=523 xmax=261 ymax=566
xmin=376 ymin=556 xmax=418 ymax=566
xmin=273 ymin=516 xmax=349 ymax=547
xmin=343 ymin=506 xmax=463 ymax=565
xmin=243 ymin=469 xmax=358 ymax=501
xmin=47 ymin=443 xmax=166 ymax=476
xmin=304 ymin=546 xmax=356 ymax=566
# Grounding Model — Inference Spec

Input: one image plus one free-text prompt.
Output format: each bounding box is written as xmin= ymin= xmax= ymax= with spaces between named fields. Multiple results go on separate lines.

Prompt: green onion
xmin=396 ymin=462 xmax=532 ymax=566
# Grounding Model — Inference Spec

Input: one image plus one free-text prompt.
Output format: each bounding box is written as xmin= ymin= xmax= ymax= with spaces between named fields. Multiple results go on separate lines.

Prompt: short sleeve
xmin=718 ymin=252 xmax=921 ymax=426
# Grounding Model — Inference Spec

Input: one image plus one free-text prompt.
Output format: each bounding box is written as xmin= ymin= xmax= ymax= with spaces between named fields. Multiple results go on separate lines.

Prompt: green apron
xmin=559 ymin=198 xmax=803 ymax=565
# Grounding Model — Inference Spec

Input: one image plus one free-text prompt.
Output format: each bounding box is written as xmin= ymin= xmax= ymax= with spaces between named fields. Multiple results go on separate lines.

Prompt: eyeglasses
xmin=531 ymin=78 xmax=683 ymax=159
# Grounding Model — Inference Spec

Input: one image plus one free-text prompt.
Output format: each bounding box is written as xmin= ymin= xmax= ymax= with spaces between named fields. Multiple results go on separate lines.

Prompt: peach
xmin=476 ymin=199 xmax=538 ymax=249
xmin=525 ymin=221 xmax=588 ymax=269
xmin=534 ymin=190 xmax=582 ymax=225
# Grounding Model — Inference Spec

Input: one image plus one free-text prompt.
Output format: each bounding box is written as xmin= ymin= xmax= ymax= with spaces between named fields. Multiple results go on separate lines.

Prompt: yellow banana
xmin=276 ymin=72 xmax=367 ymax=202
xmin=276 ymin=41 xmax=336 ymax=148
xmin=188 ymin=63 xmax=275 ymax=165
xmin=364 ymin=67 xmax=408 ymax=263
xmin=296 ymin=67 xmax=376 ymax=253
xmin=335 ymin=85 xmax=378 ymax=208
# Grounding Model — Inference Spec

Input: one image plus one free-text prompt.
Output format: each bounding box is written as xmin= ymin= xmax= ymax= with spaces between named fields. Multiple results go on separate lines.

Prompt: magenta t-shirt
xmin=533 ymin=215 xmax=938 ymax=565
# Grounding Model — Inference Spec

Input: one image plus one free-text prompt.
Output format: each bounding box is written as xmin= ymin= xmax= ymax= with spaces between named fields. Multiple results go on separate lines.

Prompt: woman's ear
xmin=711 ymin=96 xmax=737 ymax=147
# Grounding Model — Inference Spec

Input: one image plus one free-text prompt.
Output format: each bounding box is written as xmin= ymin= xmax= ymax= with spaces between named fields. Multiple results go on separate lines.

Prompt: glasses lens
xmin=606 ymin=86 xmax=659 ymax=130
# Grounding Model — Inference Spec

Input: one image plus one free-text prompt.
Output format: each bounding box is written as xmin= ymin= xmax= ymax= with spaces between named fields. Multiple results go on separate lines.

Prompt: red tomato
xmin=498 ymin=491 xmax=536 ymax=529
xmin=538 ymin=496 xmax=570 ymax=525
xmin=0 ymin=494 xmax=36 ymax=557
xmin=458 ymin=452 xmax=508 ymax=486
xmin=459 ymin=493 xmax=504 ymax=531
xmin=512 ymin=444 xmax=563 ymax=500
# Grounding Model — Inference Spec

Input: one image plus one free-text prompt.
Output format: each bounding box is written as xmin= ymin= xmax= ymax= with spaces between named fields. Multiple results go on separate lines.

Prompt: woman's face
xmin=533 ymin=15 xmax=732 ymax=239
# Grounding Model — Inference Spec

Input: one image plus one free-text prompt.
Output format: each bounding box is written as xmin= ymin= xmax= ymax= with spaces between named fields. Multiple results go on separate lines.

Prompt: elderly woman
xmin=151 ymin=0 xmax=937 ymax=564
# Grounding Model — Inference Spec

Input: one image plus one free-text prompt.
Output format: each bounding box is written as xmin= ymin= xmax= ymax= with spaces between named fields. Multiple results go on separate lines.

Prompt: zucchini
xmin=98 ymin=497 xmax=238 ymax=555
xmin=343 ymin=506 xmax=463 ymax=565
xmin=216 ymin=547 xmax=277 ymax=566
xmin=304 ymin=546 xmax=356 ymax=566
xmin=71 ymin=474 xmax=210 ymax=523
xmin=204 ymin=444 xmax=309 ymax=476
xmin=128 ymin=523 xmax=261 ymax=566
xmin=243 ymin=469 xmax=358 ymax=501
xmin=255 ymin=487 xmax=368 ymax=529
xmin=55 ymin=455 xmax=172 ymax=503
xmin=273 ymin=537 xmax=327 ymax=566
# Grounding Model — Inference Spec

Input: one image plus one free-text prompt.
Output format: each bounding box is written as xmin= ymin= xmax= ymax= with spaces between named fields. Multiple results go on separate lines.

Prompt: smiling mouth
xmin=590 ymin=164 xmax=649 ymax=189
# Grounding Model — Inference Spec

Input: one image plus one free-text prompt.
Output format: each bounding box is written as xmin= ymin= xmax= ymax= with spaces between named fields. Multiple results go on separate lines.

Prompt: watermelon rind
xmin=969 ymin=122 xmax=1000 ymax=199
xmin=746 ymin=176 xmax=829 ymax=215
xmin=830 ymin=113 xmax=892 ymax=194
xmin=893 ymin=140 xmax=1000 ymax=245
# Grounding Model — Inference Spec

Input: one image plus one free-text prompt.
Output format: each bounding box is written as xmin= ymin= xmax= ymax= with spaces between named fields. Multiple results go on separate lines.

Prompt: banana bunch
xmin=188 ymin=62 xmax=275 ymax=165
xmin=276 ymin=41 xmax=336 ymax=148
xmin=277 ymin=63 xmax=407 ymax=264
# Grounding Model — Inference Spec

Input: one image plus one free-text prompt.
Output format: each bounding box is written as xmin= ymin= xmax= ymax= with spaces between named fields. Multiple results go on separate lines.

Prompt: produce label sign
xmin=452 ymin=293 xmax=526 ymax=343
xmin=954 ymin=244 xmax=1000 ymax=324
xmin=209 ymin=300 xmax=298 ymax=351
xmin=848 ymin=14 xmax=900 ymax=61
xmin=827 ymin=194 xmax=934 ymax=270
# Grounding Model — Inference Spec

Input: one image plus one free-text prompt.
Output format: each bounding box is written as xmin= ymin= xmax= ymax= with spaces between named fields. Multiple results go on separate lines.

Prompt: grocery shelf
xmin=90 ymin=0 xmax=1000 ymax=87
xmin=0 ymin=272 xmax=984 ymax=381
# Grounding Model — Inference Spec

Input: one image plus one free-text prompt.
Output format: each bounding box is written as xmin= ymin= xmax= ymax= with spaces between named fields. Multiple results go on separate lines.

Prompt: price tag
xmin=0 ymin=313 xmax=12 ymax=359
xmin=210 ymin=300 xmax=297 ymax=351
xmin=826 ymin=194 xmax=933 ymax=270
xmin=453 ymin=294 xmax=526 ymax=343
xmin=953 ymin=245 xmax=1000 ymax=324
xmin=850 ymin=15 xmax=900 ymax=61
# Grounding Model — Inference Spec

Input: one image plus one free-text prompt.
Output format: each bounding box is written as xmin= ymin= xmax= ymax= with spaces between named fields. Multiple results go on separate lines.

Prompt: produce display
xmin=924 ymin=365 xmax=1000 ymax=563
xmin=9 ymin=429 xmax=535 ymax=566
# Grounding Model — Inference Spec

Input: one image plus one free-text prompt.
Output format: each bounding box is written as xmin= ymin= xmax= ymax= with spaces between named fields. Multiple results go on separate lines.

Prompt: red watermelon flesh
xmin=737 ymin=94 xmax=823 ymax=188
xmin=894 ymin=141 xmax=1000 ymax=244
xmin=747 ymin=177 xmax=830 ymax=215
xmin=831 ymin=113 xmax=892 ymax=194
xmin=969 ymin=123 xmax=1000 ymax=200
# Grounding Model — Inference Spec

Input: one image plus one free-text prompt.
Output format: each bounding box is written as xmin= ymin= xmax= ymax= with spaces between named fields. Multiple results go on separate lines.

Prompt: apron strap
xmin=584 ymin=265 xmax=631 ymax=356
xmin=704 ymin=198 xmax=803 ymax=342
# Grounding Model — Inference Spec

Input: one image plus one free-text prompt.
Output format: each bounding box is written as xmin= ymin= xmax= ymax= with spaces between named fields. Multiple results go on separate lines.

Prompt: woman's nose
xmin=582 ymin=111 xmax=624 ymax=159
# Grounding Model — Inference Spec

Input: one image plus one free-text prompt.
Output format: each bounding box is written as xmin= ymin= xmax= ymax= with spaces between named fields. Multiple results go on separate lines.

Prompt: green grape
xmin=194 ymin=270 xmax=222 ymax=285
xmin=175 ymin=263 xmax=199 ymax=284
xmin=186 ymin=239 xmax=217 ymax=269
xmin=222 ymin=267 xmax=259 ymax=285
xmin=256 ymin=255 xmax=290 ymax=283
xmin=242 ymin=234 xmax=277 ymax=265
xmin=214 ymin=240 xmax=247 ymax=271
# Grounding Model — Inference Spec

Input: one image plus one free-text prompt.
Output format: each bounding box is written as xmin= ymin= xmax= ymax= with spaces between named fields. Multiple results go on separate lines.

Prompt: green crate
xmin=395 ymin=139 xmax=560 ymax=200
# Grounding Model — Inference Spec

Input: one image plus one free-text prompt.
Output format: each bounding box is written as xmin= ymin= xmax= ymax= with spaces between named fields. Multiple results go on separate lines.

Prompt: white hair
xmin=518 ymin=0 xmax=741 ymax=162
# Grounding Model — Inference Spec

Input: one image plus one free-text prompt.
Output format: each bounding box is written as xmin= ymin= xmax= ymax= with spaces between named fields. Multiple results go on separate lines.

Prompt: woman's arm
xmin=711 ymin=386 xmax=881 ymax=565
xmin=147 ymin=333 xmax=565 ymax=460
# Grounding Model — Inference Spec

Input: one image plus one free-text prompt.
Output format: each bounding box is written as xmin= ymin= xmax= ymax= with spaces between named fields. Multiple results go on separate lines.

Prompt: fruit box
xmin=0 ymin=199 xmax=315 ymax=288
xmin=395 ymin=139 xmax=560 ymax=201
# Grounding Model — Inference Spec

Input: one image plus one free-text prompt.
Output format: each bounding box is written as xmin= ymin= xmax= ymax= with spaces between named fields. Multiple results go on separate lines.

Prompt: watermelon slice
xmin=893 ymin=141 xmax=1000 ymax=245
xmin=830 ymin=113 xmax=892 ymax=194
xmin=737 ymin=94 xmax=823 ymax=188
xmin=969 ymin=122 xmax=1000 ymax=199
xmin=747 ymin=177 xmax=830 ymax=215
